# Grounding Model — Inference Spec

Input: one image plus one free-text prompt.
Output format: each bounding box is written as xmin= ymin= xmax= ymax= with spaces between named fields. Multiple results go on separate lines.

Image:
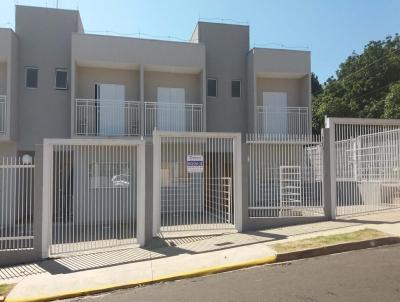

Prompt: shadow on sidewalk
xmin=1 ymin=229 xmax=283 ymax=280
xmin=2 ymin=211 xmax=397 ymax=281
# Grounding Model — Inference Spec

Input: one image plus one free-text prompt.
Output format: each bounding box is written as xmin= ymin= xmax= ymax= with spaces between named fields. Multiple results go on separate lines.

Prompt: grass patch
xmin=273 ymin=228 xmax=389 ymax=253
xmin=0 ymin=284 xmax=14 ymax=297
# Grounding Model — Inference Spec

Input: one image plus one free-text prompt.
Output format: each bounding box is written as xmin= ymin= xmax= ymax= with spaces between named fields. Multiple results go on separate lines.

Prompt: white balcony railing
xmin=75 ymin=99 xmax=141 ymax=136
xmin=144 ymin=102 xmax=203 ymax=136
xmin=0 ymin=95 xmax=6 ymax=134
xmin=256 ymin=106 xmax=310 ymax=135
xmin=74 ymin=99 xmax=203 ymax=137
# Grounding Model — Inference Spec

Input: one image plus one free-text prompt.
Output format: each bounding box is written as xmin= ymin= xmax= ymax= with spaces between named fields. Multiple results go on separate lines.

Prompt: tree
xmin=383 ymin=81 xmax=400 ymax=118
xmin=312 ymin=34 xmax=400 ymax=133
xmin=311 ymin=72 xmax=322 ymax=96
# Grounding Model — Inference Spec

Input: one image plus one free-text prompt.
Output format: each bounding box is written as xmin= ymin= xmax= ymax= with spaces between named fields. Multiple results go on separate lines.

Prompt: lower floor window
xmin=89 ymin=162 xmax=130 ymax=189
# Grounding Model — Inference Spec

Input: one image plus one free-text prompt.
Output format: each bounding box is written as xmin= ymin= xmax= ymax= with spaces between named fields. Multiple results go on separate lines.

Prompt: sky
xmin=1 ymin=0 xmax=399 ymax=82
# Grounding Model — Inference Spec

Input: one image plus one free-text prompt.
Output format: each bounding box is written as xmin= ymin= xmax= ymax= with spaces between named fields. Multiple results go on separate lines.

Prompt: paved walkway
xmin=2 ymin=210 xmax=400 ymax=302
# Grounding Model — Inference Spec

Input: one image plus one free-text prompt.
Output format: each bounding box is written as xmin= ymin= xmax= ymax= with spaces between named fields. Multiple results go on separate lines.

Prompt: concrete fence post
xmin=322 ymin=128 xmax=336 ymax=220
xmin=144 ymin=143 xmax=154 ymax=244
xmin=152 ymin=134 xmax=161 ymax=236
xmin=33 ymin=144 xmax=43 ymax=259
xmin=136 ymin=141 xmax=146 ymax=247
xmin=233 ymin=134 xmax=243 ymax=232
xmin=240 ymin=142 xmax=249 ymax=231
xmin=41 ymin=140 xmax=53 ymax=258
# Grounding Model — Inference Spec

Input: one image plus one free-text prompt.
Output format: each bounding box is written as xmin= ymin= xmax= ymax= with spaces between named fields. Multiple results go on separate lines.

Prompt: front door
xmin=263 ymin=92 xmax=288 ymax=134
xmin=95 ymin=84 xmax=125 ymax=136
xmin=157 ymin=87 xmax=185 ymax=131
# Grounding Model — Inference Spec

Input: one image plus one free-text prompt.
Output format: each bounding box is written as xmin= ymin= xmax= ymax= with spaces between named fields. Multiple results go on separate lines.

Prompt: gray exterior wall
xmin=15 ymin=6 xmax=81 ymax=151
xmin=9 ymin=31 xmax=19 ymax=142
xmin=252 ymin=48 xmax=311 ymax=76
xmin=144 ymin=71 xmax=201 ymax=104
xmin=246 ymin=53 xmax=256 ymax=133
xmin=0 ymin=141 xmax=17 ymax=157
xmin=71 ymin=33 xmax=205 ymax=71
xmin=197 ymin=22 xmax=249 ymax=135
xmin=256 ymin=77 xmax=309 ymax=107
xmin=76 ymin=66 xmax=140 ymax=100
xmin=0 ymin=28 xmax=19 ymax=142
xmin=0 ymin=63 xmax=6 ymax=95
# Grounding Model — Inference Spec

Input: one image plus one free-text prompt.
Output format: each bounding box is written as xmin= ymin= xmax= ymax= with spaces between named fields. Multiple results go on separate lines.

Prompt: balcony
xmin=144 ymin=102 xmax=203 ymax=136
xmin=74 ymin=98 xmax=141 ymax=137
xmin=256 ymin=106 xmax=310 ymax=135
xmin=74 ymin=98 xmax=203 ymax=137
xmin=0 ymin=95 xmax=6 ymax=135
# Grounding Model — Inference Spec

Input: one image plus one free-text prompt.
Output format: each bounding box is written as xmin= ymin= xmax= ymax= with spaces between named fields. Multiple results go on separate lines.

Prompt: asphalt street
xmin=70 ymin=244 xmax=400 ymax=302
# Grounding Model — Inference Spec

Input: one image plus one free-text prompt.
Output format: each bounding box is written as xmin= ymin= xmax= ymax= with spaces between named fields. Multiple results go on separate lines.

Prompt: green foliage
xmin=383 ymin=81 xmax=400 ymax=118
xmin=311 ymin=72 xmax=322 ymax=96
xmin=313 ymin=34 xmax=400 ymax=133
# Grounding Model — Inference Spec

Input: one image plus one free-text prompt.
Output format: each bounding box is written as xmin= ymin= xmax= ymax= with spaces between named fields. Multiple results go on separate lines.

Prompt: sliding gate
xmin=43 ymin=139 xmax=144 ymax=257
xmin=153 ymin=131 xmax=242 ymax=235
xmin=247 ymin=134 xmax=324 ymax=218
xmin=326 ymin=118 xmax=400 ymax=217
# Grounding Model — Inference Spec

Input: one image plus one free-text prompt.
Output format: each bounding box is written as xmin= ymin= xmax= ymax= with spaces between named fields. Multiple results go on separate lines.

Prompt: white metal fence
xmin=153 ymin=131 xmax=240 ymax=235
xmin=327 ymin=118 xmax=400 ymax=217
xmin=0 ymin=157 xmax=34 ymax=251
xmin=247 ymin=134 xmax=324 ymax=218
xmin=74 ymin=99 xmax=141 ymax=137
xmin=44 ymin=140 xmax=142 ymax=256
xmin=0 ymin=95 xmax=6 ymax=134
xmin=256 ymin=106 xmax=310 ymax=136
xmin=144 ymin=102 xmax=203 ymax=136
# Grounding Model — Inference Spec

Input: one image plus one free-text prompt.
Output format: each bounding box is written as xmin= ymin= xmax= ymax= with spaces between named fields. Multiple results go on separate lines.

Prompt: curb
xmin=5 ymin=255 xmax=277 ymax=302
xmin=276 ymin=236 xmax=400 ymax=262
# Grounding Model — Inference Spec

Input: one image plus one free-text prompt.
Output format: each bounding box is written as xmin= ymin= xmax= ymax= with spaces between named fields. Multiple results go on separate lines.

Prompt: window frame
xmin=25 ymin=67 xmax=39 ymax=89
xmin=207 ymin=78 xmax=218 ymax=98
xmin=55 ymin=68 xmax=69 ymax=90
xmin=231 ymin=79 xmax=241 ymax=98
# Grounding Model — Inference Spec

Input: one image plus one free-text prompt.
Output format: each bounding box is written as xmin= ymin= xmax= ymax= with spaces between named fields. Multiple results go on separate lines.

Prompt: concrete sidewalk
xmin=3 ymin=210 xmax=400 ymax=302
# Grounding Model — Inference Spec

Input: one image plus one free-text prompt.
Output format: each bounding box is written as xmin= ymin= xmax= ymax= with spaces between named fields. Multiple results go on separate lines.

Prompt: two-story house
xmin=0 ymin=5 xmax=311 ymax=159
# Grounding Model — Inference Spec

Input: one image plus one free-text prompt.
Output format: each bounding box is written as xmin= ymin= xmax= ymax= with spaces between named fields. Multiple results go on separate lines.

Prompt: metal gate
xmin=43 ymin=139 xmax=144 ymax=257
xmin=247 ymin=134 xmax=324 ymax=218
xmin=326 ymin=117 xmax=400 ymax=217
xmin=0 ymin=157 xmax=34 ymax=251
xmin=153 ymin=131 xmax=242 ymax=235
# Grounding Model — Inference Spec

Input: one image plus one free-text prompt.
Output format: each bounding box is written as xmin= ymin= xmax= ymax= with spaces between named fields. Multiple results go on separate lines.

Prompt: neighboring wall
xmin=144 ymin=71 xmax=201 ymax=104
xmin=16 ymin=6 xmax=81 ymax=151
xmin=197 ymin=22 xmax=249 ymax=135
xmin=76 ymin=66 xmax=140 ymax=100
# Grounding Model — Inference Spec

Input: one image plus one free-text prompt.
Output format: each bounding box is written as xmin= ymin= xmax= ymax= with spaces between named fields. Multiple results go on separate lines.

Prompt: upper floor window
xmin=25 ymin=67 xmax=38 ymax=89
xmin=207 ymin=78 xmax=217 ymax=98
xmin=231 ymin=80 xmax=241 ymax=98
xmin=55 ymin=69 xmax=69 ymax=90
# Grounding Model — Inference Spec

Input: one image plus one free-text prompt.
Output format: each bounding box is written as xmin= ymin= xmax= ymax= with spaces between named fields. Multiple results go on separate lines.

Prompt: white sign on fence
xmin=187 ymin=155 xmax=204 ymax=173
